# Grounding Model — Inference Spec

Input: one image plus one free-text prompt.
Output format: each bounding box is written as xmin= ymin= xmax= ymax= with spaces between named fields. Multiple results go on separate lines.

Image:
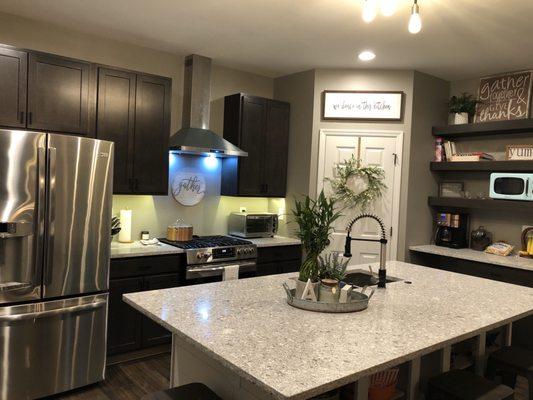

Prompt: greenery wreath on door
xmin=325 ymin=155 xmax=387 ymax=210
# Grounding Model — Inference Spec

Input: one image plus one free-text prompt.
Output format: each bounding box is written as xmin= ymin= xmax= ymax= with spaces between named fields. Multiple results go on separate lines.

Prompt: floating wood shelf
xmin=428 ymin=196 xmax=533 ymax=212
xmin=432 ymin=118 xmax=533 ymax=138
xmin=430 ymin=160 xmax=533 ymax=172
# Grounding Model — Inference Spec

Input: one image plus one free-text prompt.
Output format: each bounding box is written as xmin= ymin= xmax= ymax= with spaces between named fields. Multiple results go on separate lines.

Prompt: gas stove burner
xmin=159 ymin=235 xmax=257 ymax=266
xmin=160 ymin=235 xmax=252 ymax=249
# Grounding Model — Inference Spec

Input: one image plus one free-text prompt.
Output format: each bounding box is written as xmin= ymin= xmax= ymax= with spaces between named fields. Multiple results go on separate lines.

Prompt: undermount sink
xmin=343 ymin=269 xmax=401 ymax=287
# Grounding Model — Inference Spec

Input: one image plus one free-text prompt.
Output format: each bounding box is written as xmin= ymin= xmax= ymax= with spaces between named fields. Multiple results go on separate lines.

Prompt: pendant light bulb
xmin=408 ymin=1 xmax=422 ymax=34
xmin=380 ymin=0 xmax=396 ymax=17
xmin=362 ymin=0 xmax=378 ymax=23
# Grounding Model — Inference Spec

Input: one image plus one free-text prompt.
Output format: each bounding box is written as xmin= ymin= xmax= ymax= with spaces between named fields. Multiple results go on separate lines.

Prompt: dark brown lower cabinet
xmin=141 ymin=273 xmax=180 ymax=348
xmin=108 ymin=255 xmax=183 ymax=356
xmin=256 ymin=245 xmax=302 ymax=276
xmin=108 ymin=277 xmax=144 ymax=355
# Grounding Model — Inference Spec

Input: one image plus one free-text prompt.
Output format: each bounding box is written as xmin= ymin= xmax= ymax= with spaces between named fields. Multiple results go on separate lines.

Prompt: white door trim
xmin=317 ymin=128 xmax=404 ymax=261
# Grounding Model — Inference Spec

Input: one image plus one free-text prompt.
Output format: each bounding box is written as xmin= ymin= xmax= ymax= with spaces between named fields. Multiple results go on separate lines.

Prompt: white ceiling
xmin=1 ymin=0 xmax=532 ymax=81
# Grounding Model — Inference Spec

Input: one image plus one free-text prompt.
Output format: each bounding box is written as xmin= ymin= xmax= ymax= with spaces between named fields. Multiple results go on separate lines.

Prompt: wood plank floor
xmin=49 ymin=353 xmax=529 ymax=400
xmin=52 ymin=354 xmax=171 ymax=400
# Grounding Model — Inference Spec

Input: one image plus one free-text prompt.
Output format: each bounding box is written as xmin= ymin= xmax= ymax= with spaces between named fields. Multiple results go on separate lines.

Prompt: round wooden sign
xmin=171 ymin=172 xmax=206 ymax=206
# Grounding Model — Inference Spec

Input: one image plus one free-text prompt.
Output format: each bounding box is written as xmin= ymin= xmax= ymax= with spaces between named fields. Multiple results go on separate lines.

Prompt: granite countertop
xmin=123 ymin=261 xmax=533 ymax=400
xmin=246 ymin=235 xmax=301 ymax=247
xmin=409 ymin=244 xmax=533 ymax=272
xmin=110 ymin=236 xmax=300 ymax=259
xmin=110 ymin=241 xmax=184 ymax=259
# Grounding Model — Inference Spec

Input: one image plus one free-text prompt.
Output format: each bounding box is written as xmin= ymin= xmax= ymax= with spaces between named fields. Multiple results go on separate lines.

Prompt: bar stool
xmin=427 ymin=369 xmax=514 ymax=400
xmin=487 ymin=346 xmax=533 ymax=400
xmin=141 ymin=383 xmax=222 ymax=400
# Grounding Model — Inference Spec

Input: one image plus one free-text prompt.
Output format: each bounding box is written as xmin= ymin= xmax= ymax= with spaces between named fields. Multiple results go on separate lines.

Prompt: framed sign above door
xmin=322 ymin=91 xmax=403 ymax=121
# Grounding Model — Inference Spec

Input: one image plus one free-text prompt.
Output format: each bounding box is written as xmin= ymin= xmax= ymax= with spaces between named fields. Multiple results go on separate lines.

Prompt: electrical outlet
xmin=278 ymin=207 xmax=286 ymax=221
xmin=240 ymin=207 xmax=247 ymax=213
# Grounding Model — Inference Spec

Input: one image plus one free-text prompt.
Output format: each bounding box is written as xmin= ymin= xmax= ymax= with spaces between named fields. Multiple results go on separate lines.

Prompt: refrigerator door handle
xmin=0 ymin=299 xmax=106 ymax=322
xmin=35 ymin=146 xmax=46 ymax=279
xmin=44 ymin=147 xmax=57 ymax=285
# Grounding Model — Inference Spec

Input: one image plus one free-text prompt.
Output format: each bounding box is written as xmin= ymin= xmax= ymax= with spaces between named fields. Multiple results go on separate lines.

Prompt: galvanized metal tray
xmin=283 ymin=285 xmax=375 ymax=313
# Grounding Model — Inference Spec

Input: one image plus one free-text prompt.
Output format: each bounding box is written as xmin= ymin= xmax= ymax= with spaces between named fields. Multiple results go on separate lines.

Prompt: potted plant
xmin=292 ymin=191 xmax=341 ymax=299
xmin=317 ymin=252 xmax=349 ymax=303
xmin=449 ymin=93 xmax=479 ymax=125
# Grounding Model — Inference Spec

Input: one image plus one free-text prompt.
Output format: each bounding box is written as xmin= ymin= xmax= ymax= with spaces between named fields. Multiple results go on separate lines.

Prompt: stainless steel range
xmin=159 ymin=235 xmax=257 ymax=280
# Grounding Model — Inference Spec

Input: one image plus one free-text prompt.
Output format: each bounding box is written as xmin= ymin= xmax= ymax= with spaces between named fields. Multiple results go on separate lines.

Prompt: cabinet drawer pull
xmin=28 ymin=112 xmax=33 ymax=125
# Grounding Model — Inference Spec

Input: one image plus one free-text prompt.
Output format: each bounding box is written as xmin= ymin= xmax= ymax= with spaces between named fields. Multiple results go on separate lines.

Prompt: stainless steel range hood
xmin=169 ymin=54 xmax=247 ymax=157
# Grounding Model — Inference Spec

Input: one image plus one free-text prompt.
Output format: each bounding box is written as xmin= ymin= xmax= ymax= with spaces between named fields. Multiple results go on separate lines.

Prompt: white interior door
xmin=317 ymin=130 xmax=402 ymax=265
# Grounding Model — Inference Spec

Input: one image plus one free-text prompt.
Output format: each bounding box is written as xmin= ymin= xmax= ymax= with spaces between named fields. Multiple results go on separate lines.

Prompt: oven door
xmin=185 ymin=260 xmax=257 ymax=284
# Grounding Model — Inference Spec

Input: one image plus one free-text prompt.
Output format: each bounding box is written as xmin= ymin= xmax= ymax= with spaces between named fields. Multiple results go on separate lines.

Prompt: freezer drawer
xmin=0 ymin=293 xmax=108 ymax=400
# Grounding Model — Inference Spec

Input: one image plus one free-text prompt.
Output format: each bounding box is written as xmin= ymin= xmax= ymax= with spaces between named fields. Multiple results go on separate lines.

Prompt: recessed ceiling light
xmin=358 ymin=50 xmax=376 ymax=61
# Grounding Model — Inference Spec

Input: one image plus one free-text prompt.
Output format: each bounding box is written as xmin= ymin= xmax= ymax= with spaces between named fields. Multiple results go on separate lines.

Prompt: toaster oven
xmin=228 ymin=212 xmax=278 ymax=238
xmin=490 ymin=173 xmax=533 ymax=201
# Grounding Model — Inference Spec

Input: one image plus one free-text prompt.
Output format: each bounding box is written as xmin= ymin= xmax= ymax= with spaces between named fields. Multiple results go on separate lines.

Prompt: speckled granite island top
xmin=123 ymin=261 xmax=533 ymax=400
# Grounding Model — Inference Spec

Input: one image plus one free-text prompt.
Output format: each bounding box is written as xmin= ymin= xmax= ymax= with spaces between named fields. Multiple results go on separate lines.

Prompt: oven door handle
xmin=190 ymin=261 xmax=256 ymax=274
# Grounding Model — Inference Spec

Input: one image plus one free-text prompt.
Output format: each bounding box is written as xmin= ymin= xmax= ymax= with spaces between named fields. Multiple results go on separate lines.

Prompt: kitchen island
xmin=124 ymin=261 xmax=533 ymax=400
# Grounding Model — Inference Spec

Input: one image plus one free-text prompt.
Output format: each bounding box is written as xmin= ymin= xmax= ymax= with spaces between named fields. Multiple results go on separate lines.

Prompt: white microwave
xmin=489 ymin=173 xmax=533 ymax=201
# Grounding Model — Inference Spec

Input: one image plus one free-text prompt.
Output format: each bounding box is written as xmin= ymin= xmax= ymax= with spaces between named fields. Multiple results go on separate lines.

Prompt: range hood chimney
xmin=168 ymin=54 xmax=247 ymax=157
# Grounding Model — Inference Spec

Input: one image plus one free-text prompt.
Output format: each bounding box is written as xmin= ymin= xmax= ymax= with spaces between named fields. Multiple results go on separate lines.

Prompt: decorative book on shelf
xmin=440 ymin=140 xmax=495 ymax=162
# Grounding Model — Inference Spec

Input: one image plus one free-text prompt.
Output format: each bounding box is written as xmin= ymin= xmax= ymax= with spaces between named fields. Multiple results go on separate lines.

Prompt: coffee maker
xmin=434 ymin=213 xmax=469 ymax=248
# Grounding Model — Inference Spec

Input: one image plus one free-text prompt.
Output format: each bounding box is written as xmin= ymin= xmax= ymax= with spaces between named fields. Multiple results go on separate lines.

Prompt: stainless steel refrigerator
xmin=0 ymin=129 xmax=113 ymax=400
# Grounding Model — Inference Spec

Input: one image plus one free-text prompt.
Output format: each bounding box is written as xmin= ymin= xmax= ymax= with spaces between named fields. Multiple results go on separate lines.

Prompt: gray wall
xmin=404 ymin=71 xmax=449 ymax=260
xmin=273 ymin=70 xmax=316 ymax=236
xmin=448 ymin=77 xmax=533 ymax=247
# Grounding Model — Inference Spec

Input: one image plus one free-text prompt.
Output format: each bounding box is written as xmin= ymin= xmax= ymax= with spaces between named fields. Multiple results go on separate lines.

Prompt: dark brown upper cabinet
xmin=0 ymin=47 xmax=27 ymax=128
xmin=96 ymin=68 xmax=136 ymax=193
xmin=221 ymin=93 xmax=290 ymax=198
xmin=28 ymin=52 xmax=96 ymax=136
xmin=96 ymin=68 xmax=171 ymax=195
xmin=132 ymin=74 xmax=171 ymax=195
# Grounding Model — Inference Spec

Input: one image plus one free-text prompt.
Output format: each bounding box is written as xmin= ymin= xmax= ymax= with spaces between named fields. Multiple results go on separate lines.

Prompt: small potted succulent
xmin=318 ymin=252 xmax=349 ymax=303
xmin=449 ymin=93 xmax=479 ymax=125
xmin=292 ymin=191 xmax=341 ymax=299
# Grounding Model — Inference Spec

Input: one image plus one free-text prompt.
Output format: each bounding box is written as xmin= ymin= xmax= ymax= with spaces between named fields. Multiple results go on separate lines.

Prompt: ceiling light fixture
xmin=358 ymin=50 xmax=376 ymax=61
xmin=362 ymin=0 xmax=378 ymax=23
xmin=361 ymin=0 xmax=422 ymax=34
xmin=408 ymin=0 xmax=422 ymax=34
xmin=380 ymin=0 xmax=396 ymax=17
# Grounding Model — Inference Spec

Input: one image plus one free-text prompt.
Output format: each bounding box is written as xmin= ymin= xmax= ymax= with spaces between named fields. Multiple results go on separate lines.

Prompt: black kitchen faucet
xmin=343 ymin=213 xmax=388 ymax=288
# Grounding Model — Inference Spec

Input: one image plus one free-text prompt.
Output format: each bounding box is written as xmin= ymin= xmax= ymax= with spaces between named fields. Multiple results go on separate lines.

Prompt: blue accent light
xmin=203 ymin=154 xmax=219 ymax=170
